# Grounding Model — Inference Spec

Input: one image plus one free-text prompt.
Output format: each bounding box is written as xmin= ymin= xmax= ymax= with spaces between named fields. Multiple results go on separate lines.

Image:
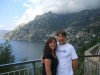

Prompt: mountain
xmin=0 ymin=30 xmax=10 ymax=39
xmin=4 ymin=9 xmax=100 ymax=41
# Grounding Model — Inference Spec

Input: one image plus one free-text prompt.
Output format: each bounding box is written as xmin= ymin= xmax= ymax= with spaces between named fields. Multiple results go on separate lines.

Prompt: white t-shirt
xmin=56 ymin=42 xmax=78 ymax=75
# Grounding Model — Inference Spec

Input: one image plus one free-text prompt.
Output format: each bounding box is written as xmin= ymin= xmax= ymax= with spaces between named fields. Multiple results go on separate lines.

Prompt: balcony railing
xmin=0 ymin=55 xmax=100 ymax=75
xmin=0 ymin=59 xmax=41 ymax=75
xmin=77 ymin=55 xmax=100 ymax=75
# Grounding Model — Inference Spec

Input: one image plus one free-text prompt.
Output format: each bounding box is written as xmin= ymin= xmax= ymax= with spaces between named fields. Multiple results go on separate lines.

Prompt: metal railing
xmin=0 ymin=59 xmax=42 ymax=75
xmin=0 ymin=55 xmax=100 ymax=75
xmin=77 ymin=55 xmax=100 ymax=75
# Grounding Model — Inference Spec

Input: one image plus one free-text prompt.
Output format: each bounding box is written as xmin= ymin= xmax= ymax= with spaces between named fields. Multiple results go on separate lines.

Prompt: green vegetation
xmin=77 ymin=36 xmax=100 ymax=56
xmin=0 ymin=40 xmax=15 ymax=73
xmin=75 ymin=36 xmax=100 ymax=75
xmin=0 ymin=41 xmax=29 ymax=74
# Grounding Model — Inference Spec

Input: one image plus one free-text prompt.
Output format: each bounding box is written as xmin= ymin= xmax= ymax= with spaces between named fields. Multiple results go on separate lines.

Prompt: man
xmin=56 ymin=30 xmax=78 ymax=75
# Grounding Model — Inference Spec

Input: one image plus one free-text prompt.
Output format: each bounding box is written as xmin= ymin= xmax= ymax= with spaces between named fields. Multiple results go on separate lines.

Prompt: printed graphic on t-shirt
xmin=57 ymin=49 xmax=66 ymax=53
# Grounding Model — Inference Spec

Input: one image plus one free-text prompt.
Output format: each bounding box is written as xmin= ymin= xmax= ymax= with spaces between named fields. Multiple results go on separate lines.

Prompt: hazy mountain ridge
xmin=0 ymin=30 xmax=10 ymax=39
xmin=4 ymin=9 xmax=100 ymax=41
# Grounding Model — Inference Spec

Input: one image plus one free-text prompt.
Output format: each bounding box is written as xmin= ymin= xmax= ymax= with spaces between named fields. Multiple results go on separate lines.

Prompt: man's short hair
xmin=56 ymin=30 xmax=67 ymax=37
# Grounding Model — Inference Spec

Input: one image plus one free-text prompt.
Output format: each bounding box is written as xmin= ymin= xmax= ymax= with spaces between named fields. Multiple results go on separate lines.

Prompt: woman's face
xmin=49 ymin=39 xmax=56 ymax=50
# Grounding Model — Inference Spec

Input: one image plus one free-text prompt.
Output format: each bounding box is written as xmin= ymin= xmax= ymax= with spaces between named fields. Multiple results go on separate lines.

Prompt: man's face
xmin=57 ymin=33 xmax=66 ymax=43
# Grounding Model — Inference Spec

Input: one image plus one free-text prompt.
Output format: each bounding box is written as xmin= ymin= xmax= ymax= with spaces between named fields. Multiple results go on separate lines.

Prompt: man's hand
xmin=41 ymin=55 xmax=44 ymax=64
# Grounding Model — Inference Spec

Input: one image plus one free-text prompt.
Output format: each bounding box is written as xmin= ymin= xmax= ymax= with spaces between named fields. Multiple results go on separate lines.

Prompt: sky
xmin=0 ymin=0 xmax=100 ymax=30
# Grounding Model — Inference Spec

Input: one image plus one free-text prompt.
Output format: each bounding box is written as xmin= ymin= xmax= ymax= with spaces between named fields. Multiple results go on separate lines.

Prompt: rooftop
xmin=85 ymin=43 xmax=100 ymax=64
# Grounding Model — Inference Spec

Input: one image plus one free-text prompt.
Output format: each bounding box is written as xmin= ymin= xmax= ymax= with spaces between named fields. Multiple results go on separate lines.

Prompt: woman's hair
xmin=43 ymin=37 xmax=57 ymax=54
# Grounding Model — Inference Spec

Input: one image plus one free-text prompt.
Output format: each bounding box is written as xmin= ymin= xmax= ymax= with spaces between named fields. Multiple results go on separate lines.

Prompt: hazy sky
xmin=0 ymin=0 xmax=100 ymax=30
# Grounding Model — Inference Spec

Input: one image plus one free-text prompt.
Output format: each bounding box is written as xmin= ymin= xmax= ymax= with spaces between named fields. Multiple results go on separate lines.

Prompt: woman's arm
xmin=44 ymin=59 xmax=52 ymax=75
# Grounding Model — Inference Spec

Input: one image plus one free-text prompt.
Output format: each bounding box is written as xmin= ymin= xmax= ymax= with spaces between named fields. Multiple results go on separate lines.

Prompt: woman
xmin=42 ymin=37 xmax=58 ymax=75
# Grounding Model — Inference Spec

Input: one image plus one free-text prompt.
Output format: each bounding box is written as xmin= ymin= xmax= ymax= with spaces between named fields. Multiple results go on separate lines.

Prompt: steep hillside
xmin=4 ymin=9 xmax=100 ymax=41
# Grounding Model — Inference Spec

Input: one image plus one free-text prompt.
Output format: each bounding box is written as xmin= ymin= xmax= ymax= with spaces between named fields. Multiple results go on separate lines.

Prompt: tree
xmin=0 ymin=40 xmax=15 ymax=73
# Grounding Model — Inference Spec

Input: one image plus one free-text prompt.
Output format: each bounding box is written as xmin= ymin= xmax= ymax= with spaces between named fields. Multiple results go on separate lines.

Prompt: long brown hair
xmin=43 ymin=37 xmax=57 ymax=54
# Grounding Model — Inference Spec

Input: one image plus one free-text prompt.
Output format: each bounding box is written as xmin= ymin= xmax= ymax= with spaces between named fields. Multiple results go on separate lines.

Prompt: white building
xmin=85 ymin=43 xmax=100 ymax=75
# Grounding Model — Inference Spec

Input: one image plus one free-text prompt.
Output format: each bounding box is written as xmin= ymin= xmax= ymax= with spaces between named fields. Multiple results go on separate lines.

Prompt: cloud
xmin=0 ymin=24 xmax=6 ymax=30
xmin=16 ymin=8 xmax=43 ymax=25
xmin=15 ymin=15 xmax=18 ymax=19
xmin=15 ymin=0 xmax=100 ymax=26
xmin=0 ymin=24 xmax=15 ymax=30
xmin=0 ymin=25 xmax=4 ymax=27
xmin=27 ymin=0 xmax=100 ymax=13
xmin=23 ymin=3 xmax=31 ymax=8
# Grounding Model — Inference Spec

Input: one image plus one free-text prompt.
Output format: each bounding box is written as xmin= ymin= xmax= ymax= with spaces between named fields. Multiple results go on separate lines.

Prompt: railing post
xmin=32 ymin=62 xmax=36 ymax=75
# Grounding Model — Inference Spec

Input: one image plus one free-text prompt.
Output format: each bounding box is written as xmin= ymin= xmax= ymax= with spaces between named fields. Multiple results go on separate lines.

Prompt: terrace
xmin=0 ymin=44 xmax=100 ymax=75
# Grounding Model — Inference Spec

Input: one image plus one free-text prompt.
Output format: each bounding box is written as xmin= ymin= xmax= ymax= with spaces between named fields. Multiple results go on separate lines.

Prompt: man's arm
xmin=72 ymin=58 xmax=78 ymax=72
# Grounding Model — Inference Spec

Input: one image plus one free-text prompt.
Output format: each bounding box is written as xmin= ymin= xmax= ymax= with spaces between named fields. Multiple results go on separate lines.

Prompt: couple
xmin=42 ymin=30 xmax=78 ymax=75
